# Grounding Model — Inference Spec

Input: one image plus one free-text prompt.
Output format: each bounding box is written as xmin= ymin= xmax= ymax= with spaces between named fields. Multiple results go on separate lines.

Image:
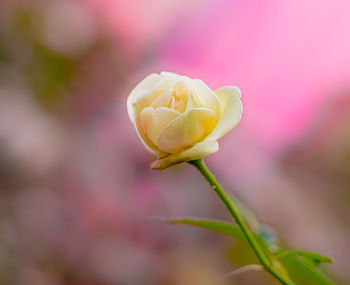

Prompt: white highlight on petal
xmin=206 ymin=86 xmax=243 ymax=141
xmin=158 ymin=108 xmax=215 ymax=153
xmin=150 ymin=141 xmax=219 ymax=170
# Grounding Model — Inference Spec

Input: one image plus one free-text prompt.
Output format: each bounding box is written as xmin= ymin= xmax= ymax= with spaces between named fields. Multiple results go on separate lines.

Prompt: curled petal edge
xmin=205 ymin=86 xmax=243 ymax=141
xmin=150 ymin=141 xmax=219 ymax=170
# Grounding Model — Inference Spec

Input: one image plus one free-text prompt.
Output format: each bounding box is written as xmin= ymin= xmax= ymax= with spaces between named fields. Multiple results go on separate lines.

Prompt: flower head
xmin=127 ymin=72 xmax=242 ymax=169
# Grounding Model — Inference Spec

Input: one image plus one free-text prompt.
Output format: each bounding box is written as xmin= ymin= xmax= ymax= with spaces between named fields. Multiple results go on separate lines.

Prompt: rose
xmin=127 ymin=72 xmax=243 ymax=170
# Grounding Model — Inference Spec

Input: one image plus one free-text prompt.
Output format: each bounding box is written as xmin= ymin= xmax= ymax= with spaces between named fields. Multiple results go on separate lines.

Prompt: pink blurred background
xmin=0 ymin=0 xmax=349 ymax=284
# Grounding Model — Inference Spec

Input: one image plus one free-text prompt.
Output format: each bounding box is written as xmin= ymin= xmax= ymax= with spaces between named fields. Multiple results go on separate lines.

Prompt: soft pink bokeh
xmin=85 ymin=0 xmax=350 ymax=186
xmin=1 ymin=0 xmax=349 ymax=284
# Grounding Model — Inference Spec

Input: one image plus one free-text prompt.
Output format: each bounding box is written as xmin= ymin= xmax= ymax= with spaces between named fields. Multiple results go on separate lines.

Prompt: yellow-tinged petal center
xmin=148 ymin=81 xmax=203 ymax=113
xmin=137 ymin=80 xmax=218 ymax=155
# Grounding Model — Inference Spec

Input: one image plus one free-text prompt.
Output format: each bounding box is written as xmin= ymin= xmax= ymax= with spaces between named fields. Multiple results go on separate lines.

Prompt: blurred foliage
xmin=158 ymin=194 xmax=337 ymax=285
xmin=29 ymin=43 xmax=74 ymax=107
xmin=0 ymin=0 xmax=349 ymax=284
xmin=0 ymin=7 xmax=73 ymax=108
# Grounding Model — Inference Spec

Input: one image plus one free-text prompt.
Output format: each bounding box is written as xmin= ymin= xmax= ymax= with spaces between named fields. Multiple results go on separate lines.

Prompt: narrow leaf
xmin=280 ymin=254 xmax=335 ymax=285
xmin=278 ymin=250 xmax=332 ymax=264
xmin=150 ymin=216 xmax=245 ymax=239
xmin=150 ymin=216 xmax=268 ymax=249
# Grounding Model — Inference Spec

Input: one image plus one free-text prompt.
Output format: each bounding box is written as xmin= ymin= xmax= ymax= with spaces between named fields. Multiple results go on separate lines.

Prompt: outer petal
xmin=189 ymin=79 xmax=222 ymax=121
xmin=134 ymin=115 xmax=163 ymax=156
xmin=127 ymin=74 xmax=163 ymax=156
xmin=205 ymin=86 xmax=243 ymax=141
xmin=158 ymin=108 xmax=215 ymax=153
xmin=139 ymin=107 xmax=180 ymax=146
xmin=154 ymin=72 xmax=192 ymax=90
xmin=127 ymin=73 xmax=161 ymax=122
xmin=160 ymin=71 xmax=191 ymax=80
xmin=150 ymin=141 xmax=219 ymax=170
xmin=154 ymin=72 xmax=191 ymax=90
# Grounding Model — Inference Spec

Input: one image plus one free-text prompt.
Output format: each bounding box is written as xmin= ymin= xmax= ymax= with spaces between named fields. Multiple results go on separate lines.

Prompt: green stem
xmin=188 ymin=158 xmax=293 ymax=285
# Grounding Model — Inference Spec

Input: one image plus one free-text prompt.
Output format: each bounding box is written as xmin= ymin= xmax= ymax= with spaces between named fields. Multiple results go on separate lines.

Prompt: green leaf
xmin=152 ymin=217 xmax=296 ymax=283
xmin=279 ymin=253 xmax=335 ymax=285
xmin=153 ymin=216 xmax=246 ymax=238
xmin=150 ymin=217 xmax=269 ymax=250
xmin=278 ymin=250 xmax=332 ymax=265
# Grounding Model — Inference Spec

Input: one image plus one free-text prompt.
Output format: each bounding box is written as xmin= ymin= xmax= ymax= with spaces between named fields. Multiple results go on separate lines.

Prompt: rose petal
xmin=134 ymin=116 xmax=162 ymax=156
xmin=127 ymin=73 xmax=161 ymax=122
xmin=132 ymin=90 xmax=155 ymax=113
xmin=185 ymin=91 xmax=202 ymax=111
xmin=189 ymin=79 xmax=222 ymax=122
xmin=139 ymin=107 xmax=180 ymax=146
xmin=150 ymin=89 xmax=174 ymax=109
xmin=158 ymin=108 xmax=215 ymax=153
xmin=129 ymin=90 xmax=164 ymax=156
xmin=154 ymin=72 xmax=191 ymax=90
xmin=206 ymin=86 xmax=243 ymax=141
xmin=150 ymin=141 xmax=219 ymax=170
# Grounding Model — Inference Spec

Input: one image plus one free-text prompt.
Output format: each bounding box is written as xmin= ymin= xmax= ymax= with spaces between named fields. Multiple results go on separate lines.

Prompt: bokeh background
xmin=0 ymin=0 xmax=350 ymax=284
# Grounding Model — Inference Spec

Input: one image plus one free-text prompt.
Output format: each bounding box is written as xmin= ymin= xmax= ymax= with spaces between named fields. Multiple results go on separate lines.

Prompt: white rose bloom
xmin=127 ymin=72 xmax=243 ymax=170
